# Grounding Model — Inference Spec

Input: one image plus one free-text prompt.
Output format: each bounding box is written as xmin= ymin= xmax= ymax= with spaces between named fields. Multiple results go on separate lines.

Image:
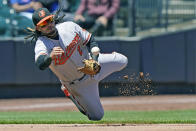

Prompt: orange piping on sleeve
xmin=83 ymin=33 xmax=91 ymax=45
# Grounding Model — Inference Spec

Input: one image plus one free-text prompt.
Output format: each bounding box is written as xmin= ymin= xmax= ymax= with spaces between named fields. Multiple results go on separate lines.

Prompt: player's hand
xmin=50 ymin=47 xmax=64 ymax=60
xmin=74 ymin=15 xmax=85 ymax=22
xmin=97 ymin=16 xmax=108 ymax=27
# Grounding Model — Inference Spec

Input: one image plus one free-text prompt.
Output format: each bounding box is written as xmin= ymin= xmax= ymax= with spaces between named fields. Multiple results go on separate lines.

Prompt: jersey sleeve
xmin=34 ymin=40 xmax=49 ymax=62
xmin=73 ymin=22 xmax=91 ymax=46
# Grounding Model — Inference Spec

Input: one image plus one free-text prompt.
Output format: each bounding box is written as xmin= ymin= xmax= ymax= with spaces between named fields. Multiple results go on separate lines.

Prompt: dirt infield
xmin=0 ymin=95 xmax=196 ymax=131
xmin=0 ymin=124 xmax=195 ymax=131
xmin=0 ymin=95 xmax=195 ymax=111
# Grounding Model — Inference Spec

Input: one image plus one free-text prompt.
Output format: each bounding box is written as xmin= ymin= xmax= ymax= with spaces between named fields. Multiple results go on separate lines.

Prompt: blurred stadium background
xmin=0 ymin=0 xmax=195 ymax=98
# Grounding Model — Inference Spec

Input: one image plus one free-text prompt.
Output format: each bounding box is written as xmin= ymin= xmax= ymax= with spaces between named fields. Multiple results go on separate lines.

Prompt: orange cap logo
xmin=39 ymin=10 xmax=46 ymax=18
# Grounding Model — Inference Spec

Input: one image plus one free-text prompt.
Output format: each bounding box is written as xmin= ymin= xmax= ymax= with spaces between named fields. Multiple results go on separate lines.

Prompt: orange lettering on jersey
xmin=77 ymin=45 xmax=82 ymax=56
xmin=54 ymin=33 xmax=81 ymax=65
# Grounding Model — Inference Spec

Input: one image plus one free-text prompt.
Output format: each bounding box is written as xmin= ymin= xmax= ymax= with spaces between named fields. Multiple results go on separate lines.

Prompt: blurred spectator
xmin=68 ymin=0 xmax=80 ymax=13
xmin=0 ymin=0 xmax=34 ymax=37
xmin=38 ymin=0 xmax=58 ymax=13
xmin=56 ymin=0 xmax=74 ymax=21
xmin=38 ymin=0 xmax=80 ymax=22
xmin=9 ymin=0 xmax=43 ymax=20
xmin=57 ymin=0 xmax=81 ymax=21
xmin=74 ymin=0 xmax=119 ymax=36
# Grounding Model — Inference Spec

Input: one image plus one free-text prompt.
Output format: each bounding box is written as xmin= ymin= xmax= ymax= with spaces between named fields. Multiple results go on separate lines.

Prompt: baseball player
xmin=26 ymin=8 xmax=128 ymax=121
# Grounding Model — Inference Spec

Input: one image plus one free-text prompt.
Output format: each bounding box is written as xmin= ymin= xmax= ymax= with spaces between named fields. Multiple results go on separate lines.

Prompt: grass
xmin=0 ymin=110 xmax=195 ymax=124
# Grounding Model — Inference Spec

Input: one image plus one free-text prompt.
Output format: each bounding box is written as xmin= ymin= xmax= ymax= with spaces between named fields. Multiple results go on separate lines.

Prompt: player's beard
xmin=47 ymin=28 xmax=58 ymax=39
xmin=43 ymin=27 xmax=58 ymax=39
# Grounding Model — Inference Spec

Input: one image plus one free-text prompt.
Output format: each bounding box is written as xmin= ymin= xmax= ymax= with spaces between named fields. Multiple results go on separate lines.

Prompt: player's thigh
xmin=96 ymin=52 xmax=128 ymax=81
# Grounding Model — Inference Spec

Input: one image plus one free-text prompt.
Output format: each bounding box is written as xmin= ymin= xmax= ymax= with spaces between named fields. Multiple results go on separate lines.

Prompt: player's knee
xmin=115 ymin=52 xmax=128 ymax=71
xmin=121 ymin=55 xmax=128 ymax=68
xmin=88 ymin=111 xmax=104 ymax=121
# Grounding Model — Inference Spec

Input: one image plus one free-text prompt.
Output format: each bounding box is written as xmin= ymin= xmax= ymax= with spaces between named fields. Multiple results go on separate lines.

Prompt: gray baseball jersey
xmin=35 ymin=22 xmax=91 ymax=83
xmin=34 ymin=21 xmax=128 ymax=120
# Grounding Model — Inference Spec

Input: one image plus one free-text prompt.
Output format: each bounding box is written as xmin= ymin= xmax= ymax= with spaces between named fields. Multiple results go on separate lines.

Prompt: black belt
xmin=69 ymin=74 xmax=86 ymax=85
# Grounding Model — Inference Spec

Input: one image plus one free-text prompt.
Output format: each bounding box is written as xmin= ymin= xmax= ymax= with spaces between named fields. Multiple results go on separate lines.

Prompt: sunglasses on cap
xmin=38 ymin=17 xmax=54 ymax=28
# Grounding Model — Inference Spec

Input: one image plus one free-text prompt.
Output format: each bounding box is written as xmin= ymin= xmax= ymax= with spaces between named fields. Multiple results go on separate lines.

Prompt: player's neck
xmin=47 ymin=29 xmax=59 ymax=40
xmin=50 ymin=33 xmax=59 ymax=40
xmin=53 ymin=34 xmax=59 ymax=40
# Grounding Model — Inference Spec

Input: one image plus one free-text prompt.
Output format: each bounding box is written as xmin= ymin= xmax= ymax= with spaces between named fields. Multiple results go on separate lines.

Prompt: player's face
xmin=36 ymin=17 xmax=56 ymax=35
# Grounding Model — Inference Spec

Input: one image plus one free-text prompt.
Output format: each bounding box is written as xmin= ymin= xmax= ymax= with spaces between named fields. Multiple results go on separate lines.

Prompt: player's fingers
xmin=53 ymin=48 xmax=63 ymax=51
xmin=54 ymin=50 xmax=64 ymax=55
xmin=53 ymin=47 xmax=64 ymax=51
xmin=53 ymin=49 xmax=64 ymax=53
xmin=53 ymin=46 xmax=61 ymax=49
xmin=53 ymin=49 xmax=64 ymax=52
xmin=54 ymin=50 xmax=64 ymax=54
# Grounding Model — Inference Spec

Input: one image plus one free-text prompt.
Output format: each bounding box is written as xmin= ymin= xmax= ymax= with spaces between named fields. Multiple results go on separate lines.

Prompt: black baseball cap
xmin=32 ymin=8 xmax=54 ymax=26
